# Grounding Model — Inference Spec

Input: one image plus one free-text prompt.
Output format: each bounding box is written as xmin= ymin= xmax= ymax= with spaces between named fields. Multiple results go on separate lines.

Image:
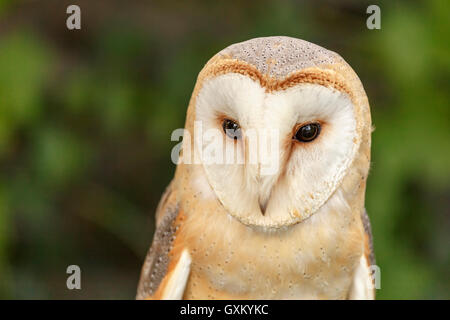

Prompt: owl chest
xmin=182 ymin=215 xmax=362 ymax=299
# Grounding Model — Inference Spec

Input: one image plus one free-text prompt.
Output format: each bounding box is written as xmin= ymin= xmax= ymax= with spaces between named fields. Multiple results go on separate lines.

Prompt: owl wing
xmin=136 ymin=180 xmax=191 ymax=300
xmin=348 ymin=209 xmax=376 ymax=300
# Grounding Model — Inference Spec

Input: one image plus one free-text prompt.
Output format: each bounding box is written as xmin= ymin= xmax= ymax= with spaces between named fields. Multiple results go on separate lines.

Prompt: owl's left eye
xmin=294 ymin=122 xmax=321 ymax=143
xmin=222 ymin=119 xmax=242 ymax=140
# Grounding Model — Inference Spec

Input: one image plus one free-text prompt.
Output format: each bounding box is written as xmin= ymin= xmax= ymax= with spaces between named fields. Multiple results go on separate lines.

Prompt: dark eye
xmin=294 ymin=122 xmax=321 ymax=142
xmin=222 ymin=119 xmax=242 ymax=140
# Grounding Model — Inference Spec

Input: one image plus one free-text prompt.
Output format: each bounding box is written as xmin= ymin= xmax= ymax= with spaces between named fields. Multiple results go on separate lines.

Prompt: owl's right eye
xmin=294 ymin=122 xmax=321 ymax=143
xmin=222 ymin=119 xmax=242 ymax=140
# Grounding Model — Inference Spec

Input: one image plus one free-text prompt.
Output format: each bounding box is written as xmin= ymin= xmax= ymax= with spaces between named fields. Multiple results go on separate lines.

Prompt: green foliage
xmin=0 ymin=31 xmax=51 ymax=154
xmin=364 ymin=0 xmax=450 ymax=299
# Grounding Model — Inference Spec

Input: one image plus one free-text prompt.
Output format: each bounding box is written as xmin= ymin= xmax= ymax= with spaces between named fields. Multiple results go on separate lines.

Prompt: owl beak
xmin=258 ymin=190 xmax=271 ymax=215
xmin=256 ymin=164 xmax=277 ymax=216
xmin=259 ymin=200 xmax=268 ymax=215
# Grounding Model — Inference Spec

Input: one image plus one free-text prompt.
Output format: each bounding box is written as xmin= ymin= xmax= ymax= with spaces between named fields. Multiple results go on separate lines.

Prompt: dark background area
xmin=0 ymin=0 xmax=448 ymax=299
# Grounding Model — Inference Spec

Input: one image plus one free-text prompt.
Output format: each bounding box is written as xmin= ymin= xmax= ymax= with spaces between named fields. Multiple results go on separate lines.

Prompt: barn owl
xmin=137 ymin=36 xmax=375 ymax=300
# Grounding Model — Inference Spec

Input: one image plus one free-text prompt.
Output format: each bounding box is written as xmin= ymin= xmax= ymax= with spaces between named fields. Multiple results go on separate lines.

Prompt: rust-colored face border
xmin=197 ymin=59 xmax=354 ymax=99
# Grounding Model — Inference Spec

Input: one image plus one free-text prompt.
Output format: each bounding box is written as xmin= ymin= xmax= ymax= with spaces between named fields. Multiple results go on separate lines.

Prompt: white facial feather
xmin=194 ymin=73 xmax=358 ymax=227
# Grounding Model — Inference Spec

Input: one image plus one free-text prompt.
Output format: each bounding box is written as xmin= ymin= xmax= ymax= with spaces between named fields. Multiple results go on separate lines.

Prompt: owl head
xmin=178 ymin=36 xmax=371 ymax=229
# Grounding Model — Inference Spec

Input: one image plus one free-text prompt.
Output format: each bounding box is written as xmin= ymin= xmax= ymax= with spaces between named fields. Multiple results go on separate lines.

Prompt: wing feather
xmin=348 ymin=209 xmax=376 ymax=300
xmin=159 ymin=249 xmax=192 ymax=299
xmin=136 ymin=181 xmax=191 ymax=300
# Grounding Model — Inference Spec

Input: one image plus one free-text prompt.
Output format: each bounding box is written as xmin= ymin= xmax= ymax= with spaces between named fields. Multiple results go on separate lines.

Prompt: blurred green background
xmin=0 ymin=0 xmax=448 ymax=299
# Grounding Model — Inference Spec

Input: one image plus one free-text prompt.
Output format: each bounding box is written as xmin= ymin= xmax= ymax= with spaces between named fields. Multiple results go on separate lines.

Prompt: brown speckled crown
xmin=218 ymin=36 xmax=341 ymax=79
